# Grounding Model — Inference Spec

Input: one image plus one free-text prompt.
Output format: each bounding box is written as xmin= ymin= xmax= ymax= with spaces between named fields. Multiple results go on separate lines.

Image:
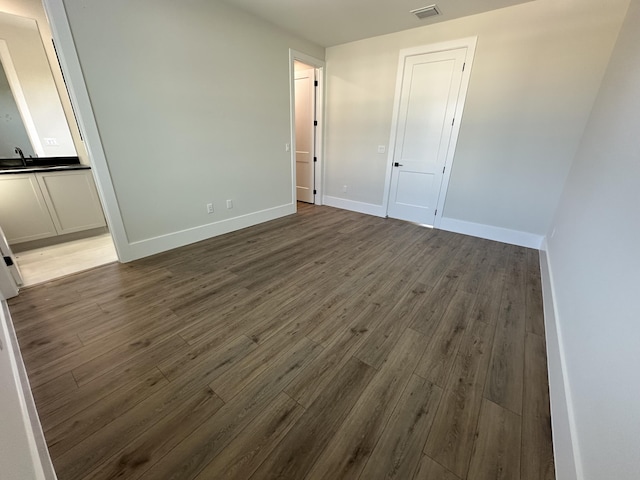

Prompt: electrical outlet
xmin=377 ymin=145 xmax=386 ymax=154
xmin=206 ymin=203 xmax=214 ymax=214
xmin=44 ymin=138 xmax=58 ymax=146
xmin=342 ymin=185 xmax=348 ymax=193
xmin=285 ymin=143 xmax=290 ymax=152
xmin=226 ymin=199 xmax=233 ymax=209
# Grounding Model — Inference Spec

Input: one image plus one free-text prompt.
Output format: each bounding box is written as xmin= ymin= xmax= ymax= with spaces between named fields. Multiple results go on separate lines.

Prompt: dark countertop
xmin=0 ymin=164 xmax=91 ymax=175
xmin=0 ymin=156 xmax=90 ymax=175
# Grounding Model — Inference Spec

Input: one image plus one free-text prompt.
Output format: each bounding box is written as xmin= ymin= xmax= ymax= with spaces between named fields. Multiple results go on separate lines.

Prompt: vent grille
xmin=411 ymin=5 xmax=441 ymax=19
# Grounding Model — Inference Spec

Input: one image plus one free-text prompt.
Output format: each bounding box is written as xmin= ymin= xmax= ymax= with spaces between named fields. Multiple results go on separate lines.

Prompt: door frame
xmin=382 ymin=37 xmax=477 ymax=227
xmin=289 ymin=50 xmax=325 ymax=207
xmin=41 ymin=0 xmax=128 ymax=261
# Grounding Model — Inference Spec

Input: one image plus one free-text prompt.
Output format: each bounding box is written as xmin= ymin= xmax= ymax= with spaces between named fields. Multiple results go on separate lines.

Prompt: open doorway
xmin=294 ymin=61 xmax=316 ymax=203
xmin=290 ymin=51 xmax=324 ymax=208
xmin=0 ymin=7 xmax=117 ymax=289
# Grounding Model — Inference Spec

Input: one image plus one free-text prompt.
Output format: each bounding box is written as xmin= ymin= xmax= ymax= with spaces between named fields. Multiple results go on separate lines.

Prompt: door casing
xmin=382 ymin=37 xmax=477 ymax=227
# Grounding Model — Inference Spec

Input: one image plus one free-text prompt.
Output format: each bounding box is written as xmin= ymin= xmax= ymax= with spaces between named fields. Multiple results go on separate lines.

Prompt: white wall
xmin=545 ymin=0 xmax=640 ymax=478
xmin=59 ymin=0 xmax=323 ymax=249
xmin=324 ymin=0 xmax=629 ymax=236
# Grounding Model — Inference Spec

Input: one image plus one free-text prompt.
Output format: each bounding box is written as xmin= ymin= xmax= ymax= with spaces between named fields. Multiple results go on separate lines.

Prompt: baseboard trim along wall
xmin=439 ymin=217 xmax=544 ymax=249
xmin=322 ymin=196 xmax=387 ymax=218
xmin=121 ymin=203 xmax=296 ymax=262
xmin=539 ymin=239 xmax=582 ymax=480
xmin=0 ymin=301 xmax=57 ymax=479
xmin=321 ymin=198 xmax=544 ymax=249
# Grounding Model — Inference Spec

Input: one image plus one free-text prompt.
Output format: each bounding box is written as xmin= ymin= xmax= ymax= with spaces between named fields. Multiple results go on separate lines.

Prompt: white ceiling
xmin=220 ymin=0 xmax=535 ymax=47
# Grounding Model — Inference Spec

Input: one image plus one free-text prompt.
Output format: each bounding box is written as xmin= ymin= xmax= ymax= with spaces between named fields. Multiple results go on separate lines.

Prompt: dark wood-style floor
xmin=9 ymin=203 xmax=555 ymax=480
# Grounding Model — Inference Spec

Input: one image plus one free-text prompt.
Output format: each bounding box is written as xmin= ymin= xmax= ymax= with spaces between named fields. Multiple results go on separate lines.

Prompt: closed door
xmin=387 ymin=48 xmax=466 ymax=225
xmin=295 ymin=67 xmax=315 ymax=203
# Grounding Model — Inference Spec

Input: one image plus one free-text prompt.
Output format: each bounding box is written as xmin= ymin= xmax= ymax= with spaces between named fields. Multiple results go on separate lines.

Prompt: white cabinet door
xmin=0 ymin=174 xmax=57 ymax=243
xmin=36 ymin=170 xmax=106 ymax=235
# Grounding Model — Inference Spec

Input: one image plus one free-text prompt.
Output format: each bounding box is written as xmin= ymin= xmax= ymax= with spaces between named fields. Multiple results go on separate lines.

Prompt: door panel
xmin=295 ymin=67 xmax=315 ymax=203
xmin=395 ymin=171 xmax=435 ymax=208
xmin=388 ymin=48 xmax=466 ymax=225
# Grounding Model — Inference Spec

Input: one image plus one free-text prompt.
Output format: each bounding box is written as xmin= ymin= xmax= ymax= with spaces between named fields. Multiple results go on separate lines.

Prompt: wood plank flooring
xmin=8 ymin=203 xmax=555 ymax=480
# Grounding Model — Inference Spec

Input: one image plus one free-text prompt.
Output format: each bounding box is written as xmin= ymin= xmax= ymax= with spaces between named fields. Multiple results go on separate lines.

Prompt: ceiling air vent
xmin=411 ymin=4 xmax=441 ymax=20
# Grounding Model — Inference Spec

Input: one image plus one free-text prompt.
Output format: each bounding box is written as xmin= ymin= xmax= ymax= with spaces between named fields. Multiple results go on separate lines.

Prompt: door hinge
xmin=434 ymin=209 xmax=438 ymax=216
xmin=314 ymin=120 xmax=318 ymax=126
xmin=3 ymin=255 xmax=13 ymax=267
xmin=442 ymin=166 xmax=445 ymax=174
xmin=313 ymin=189 xmax=317 ymax=195
xmin=462 ymin=62 xmax=466 ymax=72
xmin=313 ymin=157 xmax=317 ymax=162
xmin=314 ymin=80 xmax=318 ymax=87
xmin=452 ymin=117 xmax=455 ymax=126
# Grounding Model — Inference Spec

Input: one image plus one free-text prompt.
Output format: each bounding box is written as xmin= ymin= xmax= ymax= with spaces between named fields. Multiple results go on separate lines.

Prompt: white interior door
xmin=387 ymin=48 xmax=467 ymax=225
xmin=295 ymin=67 xmax=315 ymax=203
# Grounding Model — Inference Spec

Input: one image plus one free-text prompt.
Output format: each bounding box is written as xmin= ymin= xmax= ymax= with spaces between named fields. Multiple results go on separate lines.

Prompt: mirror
xmin=0 ymin=11 xmax=76 ymax=159
xmin=0 ymin=59 xmax=33 ymax=157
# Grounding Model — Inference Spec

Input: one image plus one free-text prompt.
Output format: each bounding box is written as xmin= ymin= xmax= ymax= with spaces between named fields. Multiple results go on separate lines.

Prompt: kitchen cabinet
xmin=36 ymin=170 xmax=106 ymax=235
xmin=0 ymin=169 xmax=106 ymax=244
xmin=0 ymin=174 xmax=57 ymax=243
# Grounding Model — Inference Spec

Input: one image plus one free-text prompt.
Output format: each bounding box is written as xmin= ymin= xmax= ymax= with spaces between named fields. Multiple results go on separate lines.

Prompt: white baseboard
xmin=539 ymin=240 xmax=582 ymax=480
xmin=322 ymin=196 xmax=386 ymax=218
xmin=120 ymin=203 xmax=296 ymax=262
xmin=0 ymin=301 xmax=57 ymax=479
xmin=439 ymin=217 xmax=544 ymax=249
xmin=319 ymin=200 xmax=543 ymax=249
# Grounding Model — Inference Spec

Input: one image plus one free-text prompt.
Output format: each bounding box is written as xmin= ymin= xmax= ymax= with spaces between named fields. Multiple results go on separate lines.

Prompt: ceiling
xmin=220 ymin=0 xmax=535 ymax=47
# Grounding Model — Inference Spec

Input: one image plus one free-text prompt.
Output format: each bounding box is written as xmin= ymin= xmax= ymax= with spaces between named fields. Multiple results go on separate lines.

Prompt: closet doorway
xmin=290 ymin=51 xmax=324 ymax=206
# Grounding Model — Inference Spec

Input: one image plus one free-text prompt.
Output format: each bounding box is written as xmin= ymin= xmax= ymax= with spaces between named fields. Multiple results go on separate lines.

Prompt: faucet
xmin=14 ymin=147 xmax=27 ymax=167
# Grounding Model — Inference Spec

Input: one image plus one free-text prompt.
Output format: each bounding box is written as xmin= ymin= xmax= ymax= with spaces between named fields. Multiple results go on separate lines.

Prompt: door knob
xmin=394 ymin=162 xmax=403 ymax=167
